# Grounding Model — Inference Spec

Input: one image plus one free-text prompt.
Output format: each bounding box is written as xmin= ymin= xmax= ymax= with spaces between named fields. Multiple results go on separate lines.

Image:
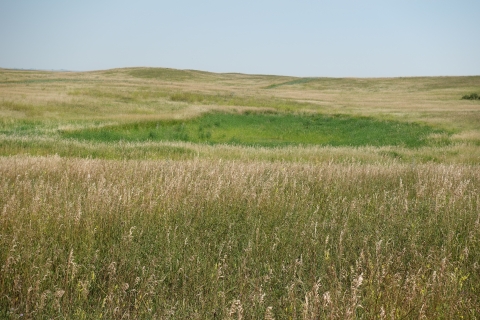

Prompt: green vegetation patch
xmin=61 ymin=112 xmax=447 ymax=148
xmin=461 ymin=93 xmax=480 ymax=100
xmin=128 ymin=68 xmax=211 ymax=81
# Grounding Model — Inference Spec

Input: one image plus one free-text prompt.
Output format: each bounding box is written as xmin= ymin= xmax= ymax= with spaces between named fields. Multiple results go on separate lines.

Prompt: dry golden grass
xmin=1 ymin=67 xmax=479 ymax=126
xmin=1 ymin=156 xmax=479 ymax=318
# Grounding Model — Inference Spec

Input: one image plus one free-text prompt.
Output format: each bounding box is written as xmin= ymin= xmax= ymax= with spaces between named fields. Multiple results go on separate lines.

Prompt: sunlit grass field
xmin=1 ymin=67 xmax=479 ymax=318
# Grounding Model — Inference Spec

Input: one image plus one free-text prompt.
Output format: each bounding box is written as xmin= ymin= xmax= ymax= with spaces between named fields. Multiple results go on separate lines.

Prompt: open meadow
xmin=1 ymin=67 xmax=479 ymax=318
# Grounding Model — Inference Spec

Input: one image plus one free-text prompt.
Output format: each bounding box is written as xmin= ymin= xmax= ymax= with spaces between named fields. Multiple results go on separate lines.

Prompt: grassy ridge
xmin=1 ymin=157 xmax=479 ymax=318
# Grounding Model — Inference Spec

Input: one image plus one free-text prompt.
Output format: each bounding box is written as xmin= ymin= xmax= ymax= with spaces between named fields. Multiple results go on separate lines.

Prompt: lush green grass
xmin=0 ymin=120 xmax=40 ymax=135
xmin=61 ymin=111 xmax=448 ymax=148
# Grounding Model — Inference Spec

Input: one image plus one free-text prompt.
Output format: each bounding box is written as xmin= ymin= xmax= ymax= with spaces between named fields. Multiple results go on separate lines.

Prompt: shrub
xmin=461 ymin=93 xmax=480 ymax=100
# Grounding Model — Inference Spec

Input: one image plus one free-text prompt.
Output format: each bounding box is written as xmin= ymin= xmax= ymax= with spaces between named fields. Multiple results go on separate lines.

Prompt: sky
xmin=0 ymin=0 xmax=479 ymax=77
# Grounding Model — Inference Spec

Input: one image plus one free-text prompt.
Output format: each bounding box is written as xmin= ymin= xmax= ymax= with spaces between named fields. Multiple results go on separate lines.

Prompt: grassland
xmin=0 ymin=67 xmax=479 ymax=318
xmin=1 ymin=67 xmax=479 ymax=163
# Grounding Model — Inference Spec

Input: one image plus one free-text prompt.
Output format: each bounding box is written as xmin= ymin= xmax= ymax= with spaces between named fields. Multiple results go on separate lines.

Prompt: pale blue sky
xmin=1 ymin=0 xmax=479 ymax=77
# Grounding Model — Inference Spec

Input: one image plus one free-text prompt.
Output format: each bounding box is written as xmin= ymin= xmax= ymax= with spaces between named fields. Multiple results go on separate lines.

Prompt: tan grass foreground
xmin=1 ymin=156 xmax=479 ymax=318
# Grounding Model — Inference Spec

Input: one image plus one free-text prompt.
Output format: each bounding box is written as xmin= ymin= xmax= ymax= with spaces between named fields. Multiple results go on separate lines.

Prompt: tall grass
xmin=2 ymin=134 xmax=480 ymax=164
xmin=1 ymin=156 xmax=479 ymax=318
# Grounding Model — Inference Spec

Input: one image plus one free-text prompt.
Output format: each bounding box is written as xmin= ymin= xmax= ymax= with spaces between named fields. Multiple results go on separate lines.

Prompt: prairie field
xmin=0 ymin=67 xmax=479 ymax=318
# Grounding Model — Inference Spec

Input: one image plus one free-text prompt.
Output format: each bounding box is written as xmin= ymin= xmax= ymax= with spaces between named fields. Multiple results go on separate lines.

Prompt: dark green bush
xmin=461 ymin=93 xmax=480 ymax=100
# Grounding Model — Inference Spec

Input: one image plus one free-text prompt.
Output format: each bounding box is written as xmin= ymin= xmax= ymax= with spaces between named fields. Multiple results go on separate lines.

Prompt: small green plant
xmin=461 ymin=93 xmax=480 ymax=100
